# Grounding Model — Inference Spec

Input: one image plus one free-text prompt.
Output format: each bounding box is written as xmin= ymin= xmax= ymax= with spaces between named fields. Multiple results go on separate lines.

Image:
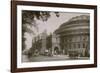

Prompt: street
xmin=22 ymin=54 xmax=89 ymax=62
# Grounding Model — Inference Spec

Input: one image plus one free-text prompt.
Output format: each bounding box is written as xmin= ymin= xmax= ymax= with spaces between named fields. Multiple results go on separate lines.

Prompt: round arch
xmin=54 ymin=46 xmax=60 ymax=55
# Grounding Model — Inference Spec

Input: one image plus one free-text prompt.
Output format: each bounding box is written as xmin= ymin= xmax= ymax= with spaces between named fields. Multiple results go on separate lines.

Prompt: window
xmin=78 ymin=43 xmax=80 ymax=48
xmin=83 ymin=43 xmax=85 ymax=48
xmin=74 ymin=43 xmax=76 ymax=48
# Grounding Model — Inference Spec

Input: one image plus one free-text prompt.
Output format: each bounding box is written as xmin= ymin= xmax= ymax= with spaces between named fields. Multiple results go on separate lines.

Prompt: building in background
xmin=52 ymin=33 xmax=60 ymax=55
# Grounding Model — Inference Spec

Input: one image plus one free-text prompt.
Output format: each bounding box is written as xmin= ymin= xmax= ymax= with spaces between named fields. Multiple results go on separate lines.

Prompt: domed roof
xmin=69 ymin=15 xmax=89 ymax=21
xmin=55 ymin=15 xmax=90 ymax=35
xmin=60 ymin=15 xmax=90 ymax=28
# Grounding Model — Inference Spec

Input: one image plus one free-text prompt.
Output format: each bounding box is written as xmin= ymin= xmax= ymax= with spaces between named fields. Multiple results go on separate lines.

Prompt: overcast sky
xmin=35 ymin=12 xmax=89 ymax=35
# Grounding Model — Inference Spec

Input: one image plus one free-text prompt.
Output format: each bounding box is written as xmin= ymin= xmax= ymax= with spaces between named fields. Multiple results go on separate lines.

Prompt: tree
xmin=22 ymin=10 xmax=59 ymax=51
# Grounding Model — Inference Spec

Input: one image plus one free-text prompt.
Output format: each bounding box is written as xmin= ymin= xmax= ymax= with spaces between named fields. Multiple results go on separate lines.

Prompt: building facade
xmin=55 ymin=15 xmax=90 ymax=57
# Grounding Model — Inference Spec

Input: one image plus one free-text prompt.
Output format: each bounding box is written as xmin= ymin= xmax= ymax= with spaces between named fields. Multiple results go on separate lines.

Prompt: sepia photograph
xmin=22 ymin=11 xmax=90 ymax=62
xmin=11 ymin=1 xmax=97 ymax=72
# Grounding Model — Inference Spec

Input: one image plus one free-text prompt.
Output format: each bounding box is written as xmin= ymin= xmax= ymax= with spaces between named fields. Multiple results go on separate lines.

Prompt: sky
xmin=35 ymin=12 xmax=89 ymax=35
xmin=23 ymin=12 xmax=89 ymax=50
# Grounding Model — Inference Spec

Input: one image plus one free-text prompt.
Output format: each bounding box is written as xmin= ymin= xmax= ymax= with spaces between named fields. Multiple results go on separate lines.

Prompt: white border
xmin=17 ymin=5 xmax=94 ymax=68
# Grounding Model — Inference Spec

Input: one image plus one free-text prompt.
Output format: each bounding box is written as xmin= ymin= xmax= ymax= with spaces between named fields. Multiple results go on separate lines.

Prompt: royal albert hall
xmin=55 ymin=15 xmax=90 ymax=57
